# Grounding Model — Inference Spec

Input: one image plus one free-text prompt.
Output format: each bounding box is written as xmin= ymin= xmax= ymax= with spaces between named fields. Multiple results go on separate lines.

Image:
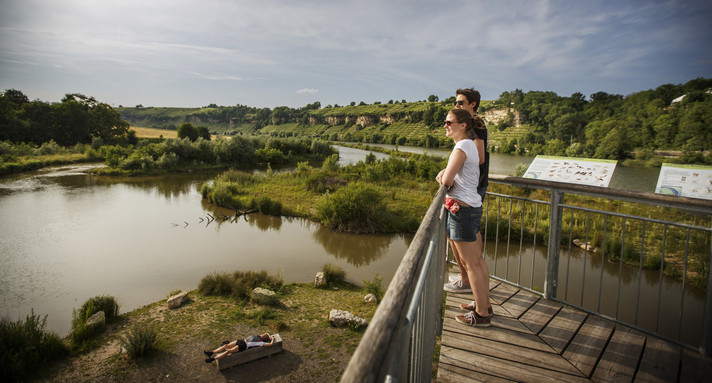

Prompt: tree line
xmin=489 ymin=77 xmax=712 ymax=161
xmin=0 ymin=90 xmax=130 ymax=146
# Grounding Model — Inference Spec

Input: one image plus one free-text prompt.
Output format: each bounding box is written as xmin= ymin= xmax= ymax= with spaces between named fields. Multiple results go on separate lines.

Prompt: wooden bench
xmin=216 ymin=334 xmax=283 ymax=371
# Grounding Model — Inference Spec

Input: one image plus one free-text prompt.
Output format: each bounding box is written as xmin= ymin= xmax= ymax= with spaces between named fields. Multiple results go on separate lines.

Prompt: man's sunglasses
xmin=454 ymin=100 xmax=465 ymax=106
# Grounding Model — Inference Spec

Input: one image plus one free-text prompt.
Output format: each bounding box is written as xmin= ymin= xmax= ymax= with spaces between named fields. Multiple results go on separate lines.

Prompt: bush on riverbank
xmin=317 ymin=182 xmax=390 ymax=234
xmin=70 ymin=295 xmax=120 ymax=351
xmin=198 ymin=270 xmax=284 ymax=301
xmin=0 ymin=310 xmax=69 ymax=382
xmin=94 ymin=136 xmax=336 ymax=176
xmin=120 ymin=323 xmax=158 ymax=358
xmin=321 ymin=263 xmax=347 ymax=286
xmin=0 ymin=139 xmax=102 ymax=175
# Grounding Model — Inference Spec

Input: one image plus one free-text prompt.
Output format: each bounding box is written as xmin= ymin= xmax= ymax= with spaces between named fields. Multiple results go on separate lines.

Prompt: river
xmin=0 ymin=146 xmax=699 ymax=344
xmin=362 ymin=143 xmax=662 ymax=192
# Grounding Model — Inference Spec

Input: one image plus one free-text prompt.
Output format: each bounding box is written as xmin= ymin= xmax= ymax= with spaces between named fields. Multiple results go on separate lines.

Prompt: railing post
xmin=702 ymin=221 xmax=712 ymax=357
xmin=545 ymin=190 xmax=563 ymax=300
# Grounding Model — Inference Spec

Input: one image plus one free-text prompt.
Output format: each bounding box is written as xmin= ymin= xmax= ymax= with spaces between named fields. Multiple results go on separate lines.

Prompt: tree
xmin=18 ymin=101 xmax=54 ymax=143
xmin=197 ymin=126 xmax=211 ymax=141
xmin=177 ymin=123 xmax=199 ymax=141
xmin=52 ymin=97 xmax=92 ymax=145
xmin=90 ymin=102 xmax=129 ymax=141
xmin=428 ymin=94 xmax=439 ymax=102
xmin=3 ymin=89 xmax=29 ymax=108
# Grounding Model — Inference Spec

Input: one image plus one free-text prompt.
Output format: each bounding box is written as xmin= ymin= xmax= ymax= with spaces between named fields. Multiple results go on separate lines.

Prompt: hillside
xmin=117 ymin=78 xmax=712 ymax=164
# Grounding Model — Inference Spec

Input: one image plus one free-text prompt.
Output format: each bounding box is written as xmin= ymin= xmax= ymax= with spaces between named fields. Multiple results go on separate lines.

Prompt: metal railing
xmin=341 ymin=185 xmax=448 ymax=383
xmin=482 ymin=174 xmax=712 ymax=356
xmin=342 ymin=175 xmax=712 ymax=382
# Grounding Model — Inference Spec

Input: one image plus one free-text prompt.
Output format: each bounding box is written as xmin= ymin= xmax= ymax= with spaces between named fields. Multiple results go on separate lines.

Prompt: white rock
xmin=364 ymin=294 xmax=378 ymax=303
xmin=167 ymin=291 xmax=188 ymax=309
xmin=315 ymin=272 xmax=326 ymax=287
xmin=252 ymin=287 xmax=278 ymax=305
xmin=329 ymin=309 xmax=367 ymax=329
xmin=86 ymin=311 xmax=105 ymax=329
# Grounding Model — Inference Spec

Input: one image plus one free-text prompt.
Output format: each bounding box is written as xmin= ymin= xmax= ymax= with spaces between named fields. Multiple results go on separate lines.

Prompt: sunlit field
xmin=130 ymin=126 xmax=178 ymax=139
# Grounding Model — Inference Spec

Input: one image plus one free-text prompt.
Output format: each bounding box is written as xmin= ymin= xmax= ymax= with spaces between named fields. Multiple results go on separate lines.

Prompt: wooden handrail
xmin=340 ymin=185 xmax=447 ymax=382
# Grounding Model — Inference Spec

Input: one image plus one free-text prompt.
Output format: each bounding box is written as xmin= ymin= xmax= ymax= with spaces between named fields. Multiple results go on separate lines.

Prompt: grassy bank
xmin=40 ymin=280 xmax=378 ymax=382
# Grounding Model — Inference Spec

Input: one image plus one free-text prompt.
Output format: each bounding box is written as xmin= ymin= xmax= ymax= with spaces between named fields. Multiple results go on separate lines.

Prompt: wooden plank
xmin=440 ymin=345 xmax=591 ymax=383
xmin=442 ymin=325 xmax=583 ymax=376
xmin=563 ymin=315 xmax=615 ymax=377
xmin=443 ymin=313 xmax=555 ymax=354
xmin=633 ymin=336 xmax=680 ymax=383
xmin=216 ymin=334 xmax=283 ymax=371
xmin=519 ymin=298 xmax=562 ymax=335
xmin=539 ymin=305 xmax=588 ymax=354
xmin=678 ymin=347 xmax=712 ymax=383
xmin=490 ymin=282 xmax=519 ymax=304
xmin=437 ymin=358 xmax=517 ymax=383
xmin=592 ymin=326 xmax=645 ymax=383
xmin=501 ymin=290 xmax=540 ymax=319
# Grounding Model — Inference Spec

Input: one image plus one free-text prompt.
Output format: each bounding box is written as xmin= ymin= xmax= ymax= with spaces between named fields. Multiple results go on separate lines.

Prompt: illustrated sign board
xmin=523 ymin=156 xmax=617 ymax=187
xmin=655 ymin=163 xmax=712 ymax=200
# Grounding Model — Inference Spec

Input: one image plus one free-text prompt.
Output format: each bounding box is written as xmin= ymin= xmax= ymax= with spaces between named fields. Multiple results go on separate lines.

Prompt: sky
xmin=1 ymin=0 xmax=711 ymax=108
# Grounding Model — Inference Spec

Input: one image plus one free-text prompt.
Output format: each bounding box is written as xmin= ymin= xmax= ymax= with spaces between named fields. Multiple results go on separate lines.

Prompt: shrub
xmin=198 ymin=272 xmax=235 ymax=296
xmin=322 ymin=263 xmax=346 ymax=285
xmin=306 ymin=172 xmax=347 ymax=193
xmin=321 ymin=153 xmax=340 ymax=171
xmin=604 ymin=236 xmax=639 ymax=263
xmin=70 ymin=295 xmax=119 ymax=348
xmin=363 ymin=274 xmax=385 ymax=302
xmin=255 ymin=147 xmax=286 ymax=164
xmin=34 ymin=140 xmax=62 ymax=155
xmin=317 ymin=182 xmax=388 ymax=233
xmin=75 ymin=295 xmax=119 ymax=323
xmin=198 ymin=270 xmax=283 ymax=301
xmin=256 ymin=195 xmax=283 ymax=215
xmin=120 ymin=323 xmax=158 ymax=358
xmin=514 ymin=163 xmax=529 ymax=177
xmin=218 ymin=170 xmax=255 ymax=185
xmin=296 ymin=161 xmax=312 ymax=174
xmin=0 ymin=310 xmax=69 ymax=382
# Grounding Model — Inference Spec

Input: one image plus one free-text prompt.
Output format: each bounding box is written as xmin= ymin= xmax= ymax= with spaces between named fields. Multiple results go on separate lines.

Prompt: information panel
xmin=523 ymin=156 xmax=617 ymax=187
xmin=655 ymin=163 xmax=712 ymax=200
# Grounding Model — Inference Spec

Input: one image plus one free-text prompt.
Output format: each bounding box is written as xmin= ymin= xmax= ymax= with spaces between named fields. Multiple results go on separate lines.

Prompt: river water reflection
xmin=0 ymin=163 xmax=409 ymax=336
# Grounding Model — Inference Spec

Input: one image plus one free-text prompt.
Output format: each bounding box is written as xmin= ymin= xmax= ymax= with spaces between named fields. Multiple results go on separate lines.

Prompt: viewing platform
xmin=438 ymin=279 xmax=712 ymax=382
xmin=341 ymin=179 xmax=712 ymax=383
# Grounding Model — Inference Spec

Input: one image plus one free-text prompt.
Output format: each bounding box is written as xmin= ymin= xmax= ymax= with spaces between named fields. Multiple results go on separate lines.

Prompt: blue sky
xmin=1 ymin=0 xmax=711 ymax=108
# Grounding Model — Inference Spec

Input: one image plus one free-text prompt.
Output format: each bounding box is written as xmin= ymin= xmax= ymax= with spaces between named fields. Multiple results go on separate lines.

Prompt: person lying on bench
xmin=204 ymin=333 xmax=275 ymax=363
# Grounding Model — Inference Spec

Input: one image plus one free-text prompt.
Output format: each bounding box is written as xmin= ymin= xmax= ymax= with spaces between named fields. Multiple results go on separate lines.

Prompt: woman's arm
xmin=438 ymin=148 xmax=466 ymax=187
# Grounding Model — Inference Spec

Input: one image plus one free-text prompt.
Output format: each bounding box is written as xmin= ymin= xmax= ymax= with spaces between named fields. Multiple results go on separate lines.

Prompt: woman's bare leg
xmin=452 ymin=238 xmax=490 ymax=317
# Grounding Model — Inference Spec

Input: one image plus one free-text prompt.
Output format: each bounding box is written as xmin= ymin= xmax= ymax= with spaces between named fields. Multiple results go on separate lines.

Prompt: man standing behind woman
xmin=436 ymin=108 xmax=492 ymax=326
xmin=444 ymin=88 xmax=490 ymax=296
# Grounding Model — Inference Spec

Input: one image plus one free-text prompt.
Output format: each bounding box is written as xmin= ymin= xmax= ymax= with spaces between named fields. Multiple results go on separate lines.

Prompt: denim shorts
xmin=446 ymin=205 xmax=482 ymax=242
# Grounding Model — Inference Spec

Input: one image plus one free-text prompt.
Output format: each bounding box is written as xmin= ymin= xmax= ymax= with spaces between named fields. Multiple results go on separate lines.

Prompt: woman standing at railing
xmin=436 ymin=108 xmax=492 ymax=327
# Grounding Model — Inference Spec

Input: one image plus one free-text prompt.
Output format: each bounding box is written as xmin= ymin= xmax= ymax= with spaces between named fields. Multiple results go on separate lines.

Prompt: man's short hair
xmin=456 ymin=88 xmax=481 ymax=112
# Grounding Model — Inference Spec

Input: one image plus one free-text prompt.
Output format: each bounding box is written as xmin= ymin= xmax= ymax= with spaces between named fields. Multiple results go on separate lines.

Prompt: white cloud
xmin=1 ymin=0 xmax=710 ymax=107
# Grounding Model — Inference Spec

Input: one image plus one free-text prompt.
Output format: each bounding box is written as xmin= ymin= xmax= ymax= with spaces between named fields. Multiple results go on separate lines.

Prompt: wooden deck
xmin=437 ymin=279 xmax=712 ymax=382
